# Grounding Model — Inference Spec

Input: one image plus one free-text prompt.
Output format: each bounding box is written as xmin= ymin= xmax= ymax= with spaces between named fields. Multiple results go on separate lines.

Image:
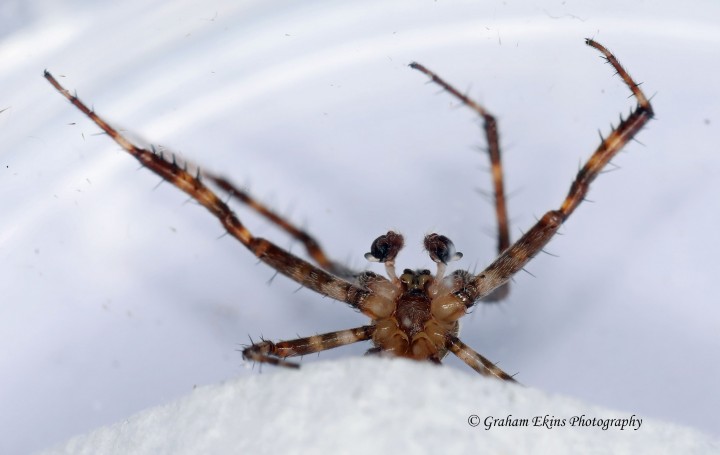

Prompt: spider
xmin=45 ymin=39 xmax=652 ymax=382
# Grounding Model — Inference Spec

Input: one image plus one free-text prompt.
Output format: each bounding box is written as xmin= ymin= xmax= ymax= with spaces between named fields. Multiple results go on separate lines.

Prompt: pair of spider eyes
xmin=364 ymin=231 xmax=463 ymax=265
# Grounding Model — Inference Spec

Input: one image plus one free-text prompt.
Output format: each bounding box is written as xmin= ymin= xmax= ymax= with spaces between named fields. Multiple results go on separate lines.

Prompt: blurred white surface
xmin=1 ymin=1 xmax=719 ymax=453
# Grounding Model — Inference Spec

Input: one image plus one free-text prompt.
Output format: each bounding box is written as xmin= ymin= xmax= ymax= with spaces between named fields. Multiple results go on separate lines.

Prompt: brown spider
xmin=45 ymin=39 xmax=652 ymax=382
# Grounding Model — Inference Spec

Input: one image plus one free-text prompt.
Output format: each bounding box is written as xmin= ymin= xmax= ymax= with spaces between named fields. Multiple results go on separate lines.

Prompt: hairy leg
xmin=410 ymin=62 xmax=511 ymax=301
xmin=243 ymin=325 xmax=376 ymax=368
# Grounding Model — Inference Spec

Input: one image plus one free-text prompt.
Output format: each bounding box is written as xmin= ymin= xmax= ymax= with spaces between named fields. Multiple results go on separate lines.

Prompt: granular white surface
xmin=38 ymin=358 xmax=719 ymax=455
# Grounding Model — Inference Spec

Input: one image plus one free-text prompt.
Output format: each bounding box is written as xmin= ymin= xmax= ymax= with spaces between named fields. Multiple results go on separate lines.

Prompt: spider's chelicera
xmin=45 ymin=39 xmax=653 ymax=382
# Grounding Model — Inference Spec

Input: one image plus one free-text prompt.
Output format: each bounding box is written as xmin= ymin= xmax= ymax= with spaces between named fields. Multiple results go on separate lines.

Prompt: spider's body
xmin=45 ymin=39 xmax=653 ymax=382
xmin=370 ymin=267 xmax=460 ymax=361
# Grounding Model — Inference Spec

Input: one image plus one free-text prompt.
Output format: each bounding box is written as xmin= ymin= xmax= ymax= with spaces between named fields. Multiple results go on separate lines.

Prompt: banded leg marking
xmin=410 ymin=62 xmax=511 ymax=301
xmin=446 ymin=335 xmax=517 ymax=382
xmin=204 ymin=171 xmax=357 ymax=278
xmin=467 ymin=39 xmax=654 ymax=303
xmin=44 ymin=71 xmax=371 ymax=311
xmin=243 ymin=325 xmax=376 ymax=368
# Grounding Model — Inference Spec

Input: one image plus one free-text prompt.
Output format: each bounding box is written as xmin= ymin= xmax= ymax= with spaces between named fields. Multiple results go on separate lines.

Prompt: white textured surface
xmin=38 ymin=359 xmax=719 ymax=455
xmin=2 ymin=1 xmax=720 ymax=454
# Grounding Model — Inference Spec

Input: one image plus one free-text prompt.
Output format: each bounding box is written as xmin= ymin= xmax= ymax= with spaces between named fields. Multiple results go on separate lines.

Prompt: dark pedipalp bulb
xmin=424 ymin=233 xmax=463 ymax=264
xmin=364 ymin=231 xmax=404 ymax=263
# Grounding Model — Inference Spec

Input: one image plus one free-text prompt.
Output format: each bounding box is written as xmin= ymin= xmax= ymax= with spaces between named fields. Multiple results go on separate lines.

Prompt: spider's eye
xmin=424 ymin=233 xmax=463 ymax=264
xmin=364 ymin=231 xmax=404 ymax=263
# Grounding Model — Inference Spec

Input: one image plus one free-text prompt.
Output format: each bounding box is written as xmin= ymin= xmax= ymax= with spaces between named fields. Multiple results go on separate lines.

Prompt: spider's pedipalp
xmin=424 ymin=233 xmax=463 ymax=265
xmin=365 ymin=231 xmax=404 ymax=282
xmin=424 ymin=233 xmax=463 ymax=281
xmin=364 ymin=231 xmax=404 ymax=263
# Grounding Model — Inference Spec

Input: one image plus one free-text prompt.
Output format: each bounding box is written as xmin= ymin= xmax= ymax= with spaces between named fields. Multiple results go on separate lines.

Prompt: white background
xmin=1 ymin=1 xmax=719 ymax=453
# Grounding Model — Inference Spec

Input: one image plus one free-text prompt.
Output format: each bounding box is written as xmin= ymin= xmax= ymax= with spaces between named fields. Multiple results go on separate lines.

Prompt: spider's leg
xmin=243 ymin=325 xmax=375 ymax=368
xmin=44 ymin=71 xmax=372 ymax=312
xmin=409 ymin=62 xmax=510 ymax=301
xmin=460 ymin=39 xmax=654 ymax=304
xmin=446 ymin=335 xmax=517 ymax=382
xmin=203 ymin=171 xmax=358 ymax=279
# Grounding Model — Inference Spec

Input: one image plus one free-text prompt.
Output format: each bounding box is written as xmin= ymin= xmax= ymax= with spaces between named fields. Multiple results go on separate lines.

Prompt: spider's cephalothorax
xmin=45 ymin=39 xmax=653 ymax=382
xmin=360 ymin=232 xmax=466 ymax=362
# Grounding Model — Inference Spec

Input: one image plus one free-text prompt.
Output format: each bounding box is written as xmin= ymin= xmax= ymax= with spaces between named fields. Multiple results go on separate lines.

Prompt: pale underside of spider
xmin=46 ymin=39 xmax=653 ymax=382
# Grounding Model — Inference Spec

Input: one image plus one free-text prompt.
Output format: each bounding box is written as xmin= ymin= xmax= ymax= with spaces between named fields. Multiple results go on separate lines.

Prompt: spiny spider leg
xmin=45 ymin=39 xmax=652 ymax=381
xmin=446 ymin=335 xmax=517 ymax=382
xmin=245 ymin=323 xmax=518 ymax=382
xmin=243 ymin=325 xmax=376 ymax=368
xmin=462 ymin=39 xmax=654 ymax=304
xmin=202 ymin=171 xmax=358 ymax=279
xmin=44 ymin=71 xmax=372 ymax=312
xmin=409 ymin=62 xmax=511 ymax=302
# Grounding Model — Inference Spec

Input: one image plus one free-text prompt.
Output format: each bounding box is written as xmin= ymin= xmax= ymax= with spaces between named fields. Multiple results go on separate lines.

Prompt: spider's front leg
xmin=466 ymin=39 xmax=654 ymax=302
xmin=244 ymin=325 xmax=375 ymax=368
xmin=44 ymin=71 xmax=374 ymax=314
xmin=202 ymin=171 xmax=358 ymax=279
xmin=410 ymin=62 xmax=511 ymax=302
